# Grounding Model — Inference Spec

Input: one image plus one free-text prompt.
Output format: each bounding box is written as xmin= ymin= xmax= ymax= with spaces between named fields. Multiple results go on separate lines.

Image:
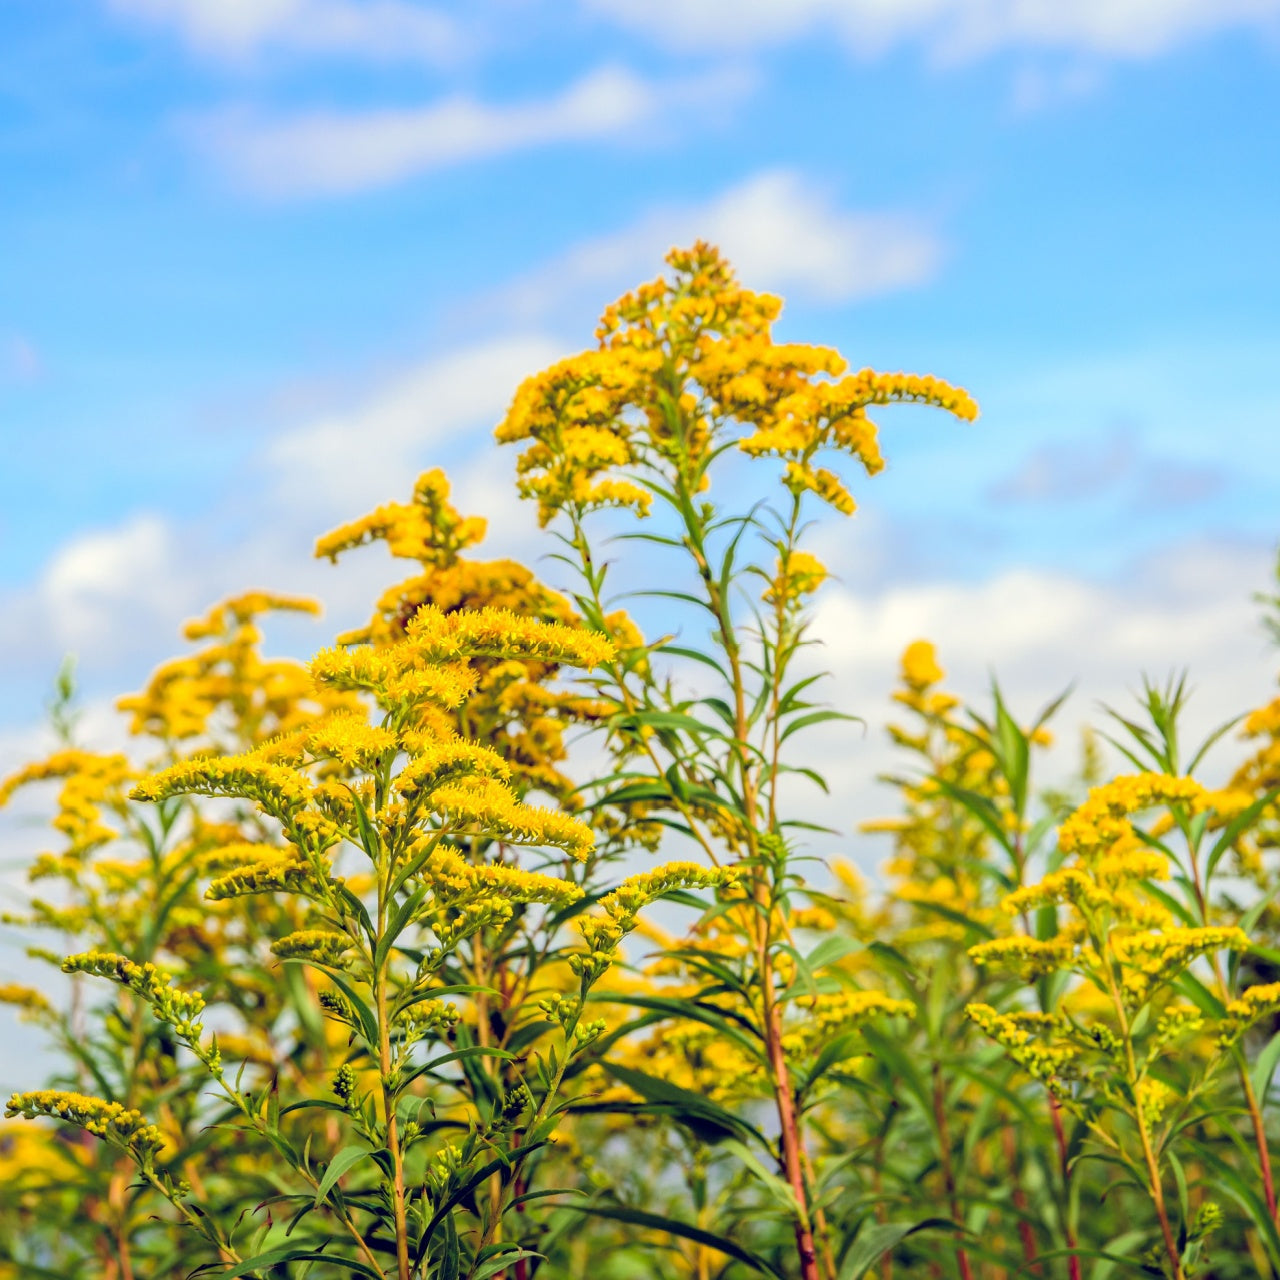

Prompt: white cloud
xmin=0 ymin=331 xmax=562 ymax=723
xmin=190 ymin=64 xmax=752 ymax=198
xmin=38 ymin=514 xmax=191 ymax=660
xmin=266 ymin=334 xmax=562 ymax=514
xmin=106 ymin=0 xmax=466 ymax=65
xmin=791 ymin=537 xmax=1278 ymax=873
xmin=585 ymin=0 xmax=1280 ymax=60
xmin=490 ymin=169 xmax=943 ymax=318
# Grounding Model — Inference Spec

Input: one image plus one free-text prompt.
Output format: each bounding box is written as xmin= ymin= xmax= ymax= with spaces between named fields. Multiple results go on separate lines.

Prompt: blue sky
xmin=2 ymin=0 xmax=1280 ymax=784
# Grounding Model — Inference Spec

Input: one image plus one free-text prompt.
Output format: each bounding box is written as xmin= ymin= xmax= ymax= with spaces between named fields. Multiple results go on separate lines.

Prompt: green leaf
xmin=472 ymin=1250 xmax=543 ymax=1280
xmin=587 ymin=992 xmax=764 ymax=1059
xmin=317 ymin=968 xmax=379 ymax=1045
xmin=374 ymin=884 xmax=428 ymax=974
xmin=803 ymin=935 xmax=864 ymax=973
xmin=1254 ymin=1029 xmax=1280 ymax=1101
xmin=717 ymin=1139 xmax=803 ymax=1218
xmin=1206 ymin=786 xmax=1280 ymax=882
xmin=562 ymin=1205 xmax=787 ymax=1278
xmin=779 ymin=709 xmax=861 ymax=744
xmin=838 ymin=1219 xmax=961 ymax=1279
xmin=313 ymin=1143 xmax=374 ymax=1208
xmin=402 ymin=1045 xmax=518 ymax=1089
xmin=601 ymin=1063 xmax=768 ymax=1146
xmin=206 ymin=1245 xmax=382 ymax=1278
xmin=932 ymin=780 xmax=1014 ymax=855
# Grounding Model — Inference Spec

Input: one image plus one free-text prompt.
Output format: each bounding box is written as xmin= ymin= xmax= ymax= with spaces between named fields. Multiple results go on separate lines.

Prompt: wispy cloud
xmin=989 ymin=427 xmax=1227 ymax=509
xmin=585 ymin=0 xmax=1280 ymax=60
xmin=188 ymin=64 xmax=752 ymax=198
xmin=487 ymin=169 xmax=944 ymax=319
xmin=106 ymin=0 xmax=467 ymax=65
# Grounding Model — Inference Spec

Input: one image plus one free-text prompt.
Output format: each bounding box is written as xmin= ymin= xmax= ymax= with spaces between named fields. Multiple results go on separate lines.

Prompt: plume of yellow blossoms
xmin=863 ymin=640 xmax=1019 ymax=947
xmin=970 ymin=773 xmax=1243 ymax=1001
xmin=313 ymin=468 xmax=633 ymax=808
xmin=117 ymin=590 xmax=356 ymax=748
xmin=966 ymin=772 xmax=1266 ymax=1115
xmin=496 ymin=241 xmax=977 ymax=528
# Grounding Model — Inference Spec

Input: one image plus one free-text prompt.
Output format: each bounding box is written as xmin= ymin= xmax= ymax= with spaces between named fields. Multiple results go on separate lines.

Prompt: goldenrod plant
xmin=2 ymin=245 xmax=1279 ymax=1280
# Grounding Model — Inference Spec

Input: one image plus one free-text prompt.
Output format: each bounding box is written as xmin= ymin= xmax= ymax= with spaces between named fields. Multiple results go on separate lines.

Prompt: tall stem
xmin=1103 ymin=968 xmax=1184 ymax=1280
xmin=376 ymin=875 xmax=412 ymax=1280
xmin=1048 ymin=1095 xmax=1082 ymax=1280
xmin=931 ymin=1062 xmax=974 ymax=1280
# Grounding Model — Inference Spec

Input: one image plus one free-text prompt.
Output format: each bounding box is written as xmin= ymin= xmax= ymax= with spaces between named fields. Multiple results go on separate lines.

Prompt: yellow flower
xmin=5 ymin=1090 xmax=165 ymax=1162
xmin=764 ymin=550 xmax=828 ymax=606
xmin=900 ymin=640 xmax=944 ymax=691
xmin=968 ymin=936 xmax=1074 ymax=979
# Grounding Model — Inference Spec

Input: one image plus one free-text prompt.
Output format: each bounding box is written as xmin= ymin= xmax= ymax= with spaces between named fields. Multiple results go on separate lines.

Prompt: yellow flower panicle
xmin=205 ymin=856 xmax=328 ymax=901
xmin=1058 ymin=772 xmax=1206 ymax=861
xmin=315 ymin=468 xmax=487 ymax=566
xmin=900 ymin=640 xmax=944 ymax=691
xmin=423 ymin=847 xmax=585 ymax=910
xmin=969 ymin=936 xmax=1074 ymax=980
xmin=497 ymin=242 xmax=977 ymax=527
xmin=311 ymin=646 xmax=479 ymax=710
xmin=61 ymin=951 xmax=206 ymax=1037
xmin=405 ymin=605 xmax=615 ymax=670
xmin=574 ymin=863 xmax=737 ymax=978
xmin=1111 ymin=927 xmax=1250 ymax=1002
xmin=270 ymin=929 xmax=355 ymax=968
xmin=0 ymin=749 xmax=133 ymax=860
xmin=314 ymin=468 xmax=634 ymax=808
xmin=118 ymin=590 xmax=350 ymax=747
xmin=0 ymin=983 xmax=54 ymax=1020
xmin=764 ymin=550 xmax=828 ymax=607
xmin=1219 ymin=982 xmax=1280 ymax=1046
xmin=131 ymin=755 xmax=316 ymax=826
xmin=5 ymin=1091 xmax=165 ymax=1162
xmin=965 ymin=1003 xmax=1079 ymax=1092
xmin=395 ymin=738 xmax=513 ymax=798
xmin=181 ymin=591 xmax=321 ymax=642
xmin=430 ymin=778 xmax=594 ymax=860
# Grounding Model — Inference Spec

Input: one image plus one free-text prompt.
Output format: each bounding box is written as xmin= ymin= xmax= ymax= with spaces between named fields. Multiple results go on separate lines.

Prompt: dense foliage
xmin=3 ymin=244 xmax=1279 ymax=1280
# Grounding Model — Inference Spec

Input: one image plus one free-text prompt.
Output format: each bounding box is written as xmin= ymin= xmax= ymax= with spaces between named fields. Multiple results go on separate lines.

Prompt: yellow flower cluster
xmin=900 ymin=640 xmax=945 ymax=692
xmin=422 ymin=847 xmax=585 ymax=910
xmin=1111 ymin=927 xmax=1250 ymax=1003
xmin=5 ymin=1090 xmax=165 ymax=1161
xmin=315 ymin=468 xmax=487 ymax=567
xmin=574 ymin=863 xmax=735 ymax=980
xmin=965 ymin=1004 xmax=1079 ymax=1093
xmin=314 ymin=469 xmax=633 ymax=808
xmin=496 ymin=349 xmax=654 ymax=526
xmin=763 ymin=550 xmax=828 ymax=607
xmin=118 ymin=591 xmax=352 ymax=746
xmin=62 ymin=951 xmax=207 ymax=1038
xmin=969 ymin=935 xmax=1076 ymax=980
xmin=0 ymin=749 xmax=132 ymax=861
xmin=1218 ymin=981 xmax=1280 ymax=1046
xmin=429 ymin=777 xmax=593 ymax=860
xmin=205 ymin=854 xmax=326 ymax=901
xmin=132 ymin=755 xmax=317 ymax=827
xmin=496 ymin=242 xmax=977 ymax=527
xmin=1058 ymin=772 xmax=1206 ymax=861
xmin=270 ymin=929 xmax=355 ymax=968
xmin=0 ymin=984 xmax=54 ymax=1020
xmin=311 ymin=646 xmax=478 ymax=711
xmin=405 ymin=604 xmax=614 ymax=669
